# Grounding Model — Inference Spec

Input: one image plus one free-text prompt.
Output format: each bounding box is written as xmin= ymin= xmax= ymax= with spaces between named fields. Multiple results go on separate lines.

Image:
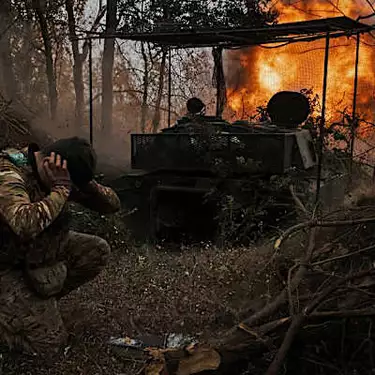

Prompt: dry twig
xmin=274 ymin=216 xmax=375 ymax=251
xmin=243 ymin=227 xmax=318 ymax=327
xmin=265 ymin=267 xmax=375 ymax=375
xmin=311 ymin=243 xmax=375 ymax=267
xmin=287 ymin=263 xmax=299 ymax=316
xmin=289 ymin=184 xmax=308 ymax=215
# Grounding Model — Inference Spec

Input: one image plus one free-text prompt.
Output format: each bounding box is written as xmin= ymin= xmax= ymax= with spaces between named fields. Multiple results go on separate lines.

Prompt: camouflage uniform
xmin=0 ymin=143 xmax=121 ymax=356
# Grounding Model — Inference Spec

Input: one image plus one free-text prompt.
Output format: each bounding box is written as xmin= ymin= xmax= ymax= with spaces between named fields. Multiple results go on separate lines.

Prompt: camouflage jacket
xmin=0 ymin=143 xmax=121 ymax=268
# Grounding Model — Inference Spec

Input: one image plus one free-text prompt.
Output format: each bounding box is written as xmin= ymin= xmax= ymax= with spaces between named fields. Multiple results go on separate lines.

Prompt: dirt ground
xmin=1 ymin=204 xmax=289 ymax=375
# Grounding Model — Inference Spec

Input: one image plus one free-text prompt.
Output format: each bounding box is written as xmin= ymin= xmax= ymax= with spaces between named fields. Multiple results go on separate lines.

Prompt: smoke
xmin=29 ymin=98 xmax=132 ymax=178
xmin=224 ymin=49 xmax=258 ymax=92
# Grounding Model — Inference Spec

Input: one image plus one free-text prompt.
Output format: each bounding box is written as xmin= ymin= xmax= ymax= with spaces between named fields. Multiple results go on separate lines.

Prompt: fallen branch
xmin=287 ymin=263 xmax=299 ymax=315
xmin=142 ymin=299 xmax=375 ymax=375
xmin=265 ymin=267 xmax=375 ymax=375
xmin=312 ymin=226 xmax=359 ymax=258
xmin=265 ymin=314 xmax=304 ymax=375
xmin=311 ymin=308 xmax=375 ymax=319
xmin=274 ymin=216 xmax=375 ymax=251
xmin=311 ymin=243 xmax=375 ymax=267
xmin=243 ymin=227 xmax=317 ymax=327
xmin=289 ymin=184 xmax=308 ymax=215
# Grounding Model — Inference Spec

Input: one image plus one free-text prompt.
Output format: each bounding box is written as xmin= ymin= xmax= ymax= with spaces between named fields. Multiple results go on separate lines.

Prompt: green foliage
xmin=299 ymin=88 xmax=321 ymax=133
xmin=117 ymin=0 xmax=278 ymax=33
xmin=210 ymin=174 xmax=295 ymax=246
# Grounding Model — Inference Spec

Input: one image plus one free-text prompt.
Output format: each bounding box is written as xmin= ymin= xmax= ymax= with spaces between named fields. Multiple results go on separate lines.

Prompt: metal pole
xmin=349 ymin=32 xmax=360 ymax=175
xmin=168 ymin=48 xmax=172 ymax=128
xmin=315 ymin=32 xmax=330 ymax=205
xmin=215 ymin=47 xmax=220 ymax=117
xmin=89 ymin=38 xmax=93 ymax=145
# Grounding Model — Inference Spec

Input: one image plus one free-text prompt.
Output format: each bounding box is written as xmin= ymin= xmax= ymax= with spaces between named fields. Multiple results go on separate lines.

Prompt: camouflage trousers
xmin=0 ymin=231 xmax=110 ymax=356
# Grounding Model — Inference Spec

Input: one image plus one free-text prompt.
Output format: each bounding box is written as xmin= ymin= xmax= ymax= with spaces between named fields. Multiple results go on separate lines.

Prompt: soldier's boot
xmin=0 ymin=270 xmax=68 ymax=357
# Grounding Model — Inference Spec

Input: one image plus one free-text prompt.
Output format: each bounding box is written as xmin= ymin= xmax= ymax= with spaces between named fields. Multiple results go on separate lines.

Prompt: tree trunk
xmin=151 ymin=49 xmax=167 ymax=133
xmin=65 ymin=0 xmax=84 ymax=128
xmin=20 ymin=9 xmax=33 ymax=104
xmin=140 ymin=42 xmax=149 ymax=133
xmin=212 ymin=46 xmax=226 ymax=117
xmin=101 ymin=0 xmax=118 ymax=135
xmin=32 ymin=0 xmax=58 ymax=119
xmin=0 ymin=0 xmax=18 ymax=101
xmin=81 ymin=5 xmax=107 ymax=61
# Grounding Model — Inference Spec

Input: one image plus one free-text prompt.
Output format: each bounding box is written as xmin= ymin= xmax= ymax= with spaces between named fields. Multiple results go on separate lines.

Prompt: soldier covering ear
xmin=0 ymin=137 xmax=120 ymax=357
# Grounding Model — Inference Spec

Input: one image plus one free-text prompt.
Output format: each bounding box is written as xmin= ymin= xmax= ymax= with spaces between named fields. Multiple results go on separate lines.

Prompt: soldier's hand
xmin=43 ymin=152 xmax=72 ymax=190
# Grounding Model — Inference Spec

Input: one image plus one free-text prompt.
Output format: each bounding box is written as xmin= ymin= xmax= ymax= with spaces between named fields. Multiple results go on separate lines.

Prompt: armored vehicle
xmin=112 ymin=91 xmax=347 ymax=243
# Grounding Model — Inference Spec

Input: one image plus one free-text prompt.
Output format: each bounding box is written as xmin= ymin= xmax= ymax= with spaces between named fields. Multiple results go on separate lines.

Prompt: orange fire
xmin=226 ymin=1 xmax=375 ymax=137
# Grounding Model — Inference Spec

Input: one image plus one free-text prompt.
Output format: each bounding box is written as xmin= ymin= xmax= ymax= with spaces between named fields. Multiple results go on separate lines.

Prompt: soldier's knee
xmin=95 ymin=237 xmax=111 ymax=265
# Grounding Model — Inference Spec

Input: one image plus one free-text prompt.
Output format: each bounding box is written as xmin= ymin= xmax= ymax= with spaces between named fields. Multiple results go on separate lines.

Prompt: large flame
xmin=226 ymin=0 xmax=375 ymax=137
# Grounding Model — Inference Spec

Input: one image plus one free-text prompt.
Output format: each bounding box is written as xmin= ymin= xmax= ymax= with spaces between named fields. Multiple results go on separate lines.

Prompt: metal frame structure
xmin=89 ymin=16 xmax=371 ymax=47
xmin=85 ymin=16 xmax=372 ymax=203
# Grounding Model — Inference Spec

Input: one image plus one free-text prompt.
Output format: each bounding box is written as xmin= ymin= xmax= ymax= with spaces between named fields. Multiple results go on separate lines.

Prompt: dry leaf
xmin=145 ymin=363 xmax=167 ymax=375
xmin=176 ymin=345 xmax=221 ymax=375
xmin=145 ymin=349 xmax=168 ymax=375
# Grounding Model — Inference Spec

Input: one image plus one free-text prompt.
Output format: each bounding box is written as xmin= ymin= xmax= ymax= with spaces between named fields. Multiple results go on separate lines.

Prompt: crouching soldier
xmin=0 ymin=137 xmax=121 ymax=356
